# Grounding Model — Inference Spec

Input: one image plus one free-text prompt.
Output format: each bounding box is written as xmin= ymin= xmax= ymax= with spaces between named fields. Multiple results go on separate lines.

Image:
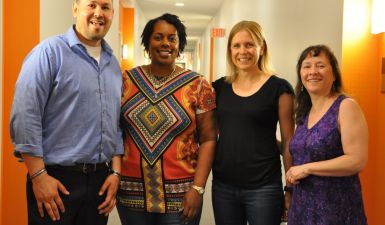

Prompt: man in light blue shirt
xmin=10 ymin=0 xmax=123 ymax=224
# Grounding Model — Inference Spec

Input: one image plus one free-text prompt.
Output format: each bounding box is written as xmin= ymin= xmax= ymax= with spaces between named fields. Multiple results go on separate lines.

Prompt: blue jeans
xmin=212 ymin=179 xmax=283 ymax=225
xmin=116 ymin=203 xmax=202 ymax=225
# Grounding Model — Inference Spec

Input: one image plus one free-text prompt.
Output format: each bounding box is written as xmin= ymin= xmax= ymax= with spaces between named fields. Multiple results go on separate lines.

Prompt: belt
xmin=46 ymin=162 xmax=110 ymax=174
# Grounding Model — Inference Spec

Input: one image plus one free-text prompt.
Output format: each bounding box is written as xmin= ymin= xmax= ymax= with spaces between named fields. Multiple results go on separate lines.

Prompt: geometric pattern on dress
xmin=120 ymin=179 xmax=144 ymax=191
xmin=117 ymin=174 xmax=194 ymax=213
xmin=164 ymin=177 xmax=194 ymax=212
xmin=118 ymin=176 xmax=145 ymax=210
xmin=129 ymin=66 xmax=199 ymax=104
xmin=123 ymin=93 xmax=191 ymax=166
xmin=143 ymin=159 xmax=165 ymax=213
xmin=128 ymin=99 xmax=177 ymax=147
xmin=164 ymin=180 xmax=192 ymax=194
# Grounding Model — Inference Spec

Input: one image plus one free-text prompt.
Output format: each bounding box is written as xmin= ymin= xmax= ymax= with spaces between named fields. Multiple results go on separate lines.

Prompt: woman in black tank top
xmin=212 ymin=20 xmax=295 ymax=225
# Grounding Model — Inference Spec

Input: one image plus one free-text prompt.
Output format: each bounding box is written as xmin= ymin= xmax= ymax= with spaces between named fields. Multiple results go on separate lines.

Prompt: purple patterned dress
xmin=288 ymin=95 xmax=367 ymax=225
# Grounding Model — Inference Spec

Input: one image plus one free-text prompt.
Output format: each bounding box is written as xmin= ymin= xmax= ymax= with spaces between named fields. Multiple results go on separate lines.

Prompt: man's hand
xmin=32 ymin=173 xmax=70 ymax=221
xmin=97 ymin=174 xmax=120 ymax=216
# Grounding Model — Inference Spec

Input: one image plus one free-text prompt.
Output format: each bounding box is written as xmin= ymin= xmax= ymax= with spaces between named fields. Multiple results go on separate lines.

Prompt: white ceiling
xmin=121 ymin=0 xmax=225 ymax=50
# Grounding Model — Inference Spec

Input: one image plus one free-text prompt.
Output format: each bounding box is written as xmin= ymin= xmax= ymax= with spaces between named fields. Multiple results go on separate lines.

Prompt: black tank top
xmin=212 ymin=75 xmax=293 ymax=188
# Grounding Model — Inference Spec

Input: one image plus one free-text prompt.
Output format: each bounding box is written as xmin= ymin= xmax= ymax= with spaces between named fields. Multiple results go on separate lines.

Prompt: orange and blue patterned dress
xmin=118 ymin=66 xmax=216 ymax=213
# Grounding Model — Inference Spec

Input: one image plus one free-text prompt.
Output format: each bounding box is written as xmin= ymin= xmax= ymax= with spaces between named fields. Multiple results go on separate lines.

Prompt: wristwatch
xmin=191 ymin=185 xmax=205 ymax=195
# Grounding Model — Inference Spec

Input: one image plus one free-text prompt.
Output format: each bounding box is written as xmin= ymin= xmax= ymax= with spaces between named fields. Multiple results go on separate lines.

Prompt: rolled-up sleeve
xmin=10 ymin=45 xmax=53 ymax=158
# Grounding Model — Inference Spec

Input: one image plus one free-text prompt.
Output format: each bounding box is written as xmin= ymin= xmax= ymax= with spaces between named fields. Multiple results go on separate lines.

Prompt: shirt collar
xmin=65 ymin=25 xmax=113 ymax=55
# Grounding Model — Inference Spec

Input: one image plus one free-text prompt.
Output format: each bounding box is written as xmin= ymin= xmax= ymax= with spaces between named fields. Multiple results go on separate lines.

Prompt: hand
xmin=97 ymin=174 xmax=120 ymax=216
xmin=286 ymin=164 xmax=309 ymax=184
xmin=32 ymin=173 xmax=70 ymax=221
xmin=281 ymin=191 xmax=292 ymax=222
xmin=180 ymin=189 xmax=203 ymax=223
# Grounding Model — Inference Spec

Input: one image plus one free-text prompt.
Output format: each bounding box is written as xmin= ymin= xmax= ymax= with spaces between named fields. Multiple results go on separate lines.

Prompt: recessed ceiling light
xmin=175 ymin=2 xmax=184 ymax=7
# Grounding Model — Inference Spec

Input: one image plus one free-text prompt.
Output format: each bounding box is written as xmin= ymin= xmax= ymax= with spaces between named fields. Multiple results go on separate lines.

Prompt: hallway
xmin=1 ymin=0 xmax=385 ymax=224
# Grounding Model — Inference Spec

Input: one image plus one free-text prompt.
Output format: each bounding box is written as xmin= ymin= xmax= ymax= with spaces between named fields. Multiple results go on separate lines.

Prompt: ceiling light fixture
xmin=175 ymin=2 xmax=184 ymax=7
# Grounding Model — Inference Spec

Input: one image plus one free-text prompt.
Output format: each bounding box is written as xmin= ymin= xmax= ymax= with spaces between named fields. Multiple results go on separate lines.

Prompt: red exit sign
xmin=211 ymin=28 xmax=225 ymax=37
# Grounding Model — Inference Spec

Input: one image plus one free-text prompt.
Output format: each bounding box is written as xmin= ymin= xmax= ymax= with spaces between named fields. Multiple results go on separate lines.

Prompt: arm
xmin=12 ymin=45 xmax=70 ymax=221
xmin=286 ymin=98 xmax=368 ymax=183
xmin=182 ymin=110 xmax=216 ymax=221
xmin=278 ymin=93 xmax=295 ymax=220
xmin=22 ymin=154 xmax=69 ymax=221
xmin=279 ymin=93 xmax=295 ymax=174
xmin=98 ymin=155 xmax=122 ymax=215
xmin=10 ymin=45 xmax=54 ymax=159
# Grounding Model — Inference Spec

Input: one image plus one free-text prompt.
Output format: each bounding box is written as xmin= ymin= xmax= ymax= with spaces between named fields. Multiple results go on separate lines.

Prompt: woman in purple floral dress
xmin=286 ymin=45 xmax=368 ymax=225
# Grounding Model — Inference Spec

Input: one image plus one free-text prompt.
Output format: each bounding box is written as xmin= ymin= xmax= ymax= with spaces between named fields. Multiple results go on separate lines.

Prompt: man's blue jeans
xmin=212 ymin=179 xmax=283 ymax=225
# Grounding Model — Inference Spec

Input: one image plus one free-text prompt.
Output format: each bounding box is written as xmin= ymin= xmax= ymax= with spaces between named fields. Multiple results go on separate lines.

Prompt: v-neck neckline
xmin=305 ymin=95 xmax=342 ymax=130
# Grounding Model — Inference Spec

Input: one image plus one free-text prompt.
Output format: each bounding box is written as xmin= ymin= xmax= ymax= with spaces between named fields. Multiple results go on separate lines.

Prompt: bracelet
xmin=110 ymin=169 xmax=121 ymax=178
xmin=284 ymin=185 xmax=293 ymax=193
xmin=30 ymin=168 xmax=47 ymax=180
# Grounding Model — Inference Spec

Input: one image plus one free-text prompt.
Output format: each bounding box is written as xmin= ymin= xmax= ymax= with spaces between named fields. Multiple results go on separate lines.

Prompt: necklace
xmin=147 ymin=65 xmax=178 ymax=98
xmin=148 ymin=65 xmax=177 ymax=89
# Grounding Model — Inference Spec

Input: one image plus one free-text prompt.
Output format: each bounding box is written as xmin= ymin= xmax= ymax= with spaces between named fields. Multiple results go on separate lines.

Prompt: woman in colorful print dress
xmin=116 ymin=13 xmax=216 ymax=225
xmin=286 ymin=45 xmax=368 ymax=225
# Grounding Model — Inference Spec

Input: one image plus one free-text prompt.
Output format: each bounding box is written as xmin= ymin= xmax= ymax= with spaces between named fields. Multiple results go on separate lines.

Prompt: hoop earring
xmin=301 ymin=85 xmax=304 ymax=92
xmin=144 ymin=51 xmax=151 ymax=59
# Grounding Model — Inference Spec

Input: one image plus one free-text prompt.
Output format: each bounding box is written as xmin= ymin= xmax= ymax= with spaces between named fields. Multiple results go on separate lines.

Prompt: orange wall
xmin=1 ymin=1 xmax=384 ymax=225
xmin=342 ymin=0 xmax=384 ymax=224
xmin=209 ymin=37 xmax=214 ymax=85
xmin=120 ymin=7 xmax=134 ymax=71
xmin=376 ymin=33 xmax=385 ymax=223
xmin=1 ymin=0 xmax=39 ymax=225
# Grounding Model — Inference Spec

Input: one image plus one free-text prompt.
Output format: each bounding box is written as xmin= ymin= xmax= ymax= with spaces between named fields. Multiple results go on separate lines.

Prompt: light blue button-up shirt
xmin=10 ymin=26 xmax=123 ymax=165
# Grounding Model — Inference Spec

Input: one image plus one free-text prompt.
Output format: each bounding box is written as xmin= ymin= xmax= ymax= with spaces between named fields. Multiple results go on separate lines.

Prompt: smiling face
xmin=72 ymin=0 xmax=114 ymax=46
xmin=300 ymin=52 xmax=336 ymax=96
xmin=148 ymin=20 xmax=179 ymax=67
xmin=230 ymin=30 xmax=263 ymax=72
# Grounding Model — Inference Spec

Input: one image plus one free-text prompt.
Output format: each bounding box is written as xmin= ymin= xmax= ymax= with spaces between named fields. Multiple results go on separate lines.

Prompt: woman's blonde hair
xmin=225 ymin=21 xmax=274 ymax=83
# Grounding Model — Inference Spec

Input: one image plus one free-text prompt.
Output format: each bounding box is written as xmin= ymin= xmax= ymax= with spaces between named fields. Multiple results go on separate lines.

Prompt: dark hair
xmin=141 ymin=13 xmax=187 ymax=56
xmin=294 ymin=44 xmax=343 ymax=124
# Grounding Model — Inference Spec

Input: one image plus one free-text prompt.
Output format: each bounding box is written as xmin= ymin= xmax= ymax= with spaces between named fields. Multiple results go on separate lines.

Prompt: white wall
xmin=201 ymin=0 xmax=235 ymax=80
xmin=132 ymin=1 xmax=149 ymax=67
xmin=202 ymin=0 xmax=343 ymax=85
xmin=40 ymin=0 xmax=74 ymax=40
xmin=193 ymin=41 xmax=200 ymax=73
